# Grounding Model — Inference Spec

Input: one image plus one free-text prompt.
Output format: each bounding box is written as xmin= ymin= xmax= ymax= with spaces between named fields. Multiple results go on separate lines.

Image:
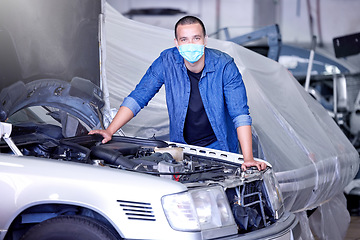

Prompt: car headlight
xmin=162 ymin=186 xmax=236 ymax=232
xmin=161 ymin=190 xmax=200 ymax=231
xmin=262 ymin=169 xmax=284 ymax=219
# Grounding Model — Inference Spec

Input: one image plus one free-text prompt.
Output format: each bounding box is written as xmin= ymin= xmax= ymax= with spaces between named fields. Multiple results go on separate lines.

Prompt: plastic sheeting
xmin=103 ymin=3 xmax=359 ymax=239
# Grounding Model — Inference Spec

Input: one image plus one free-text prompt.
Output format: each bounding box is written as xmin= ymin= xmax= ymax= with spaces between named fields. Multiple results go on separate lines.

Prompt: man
xmin=89 ymin=16 xmax=266 ymax=171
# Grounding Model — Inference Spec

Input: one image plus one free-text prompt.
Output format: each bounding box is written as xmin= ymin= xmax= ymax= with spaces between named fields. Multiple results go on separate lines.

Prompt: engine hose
xmin=90 ymin=145 xmax=147 ymax=171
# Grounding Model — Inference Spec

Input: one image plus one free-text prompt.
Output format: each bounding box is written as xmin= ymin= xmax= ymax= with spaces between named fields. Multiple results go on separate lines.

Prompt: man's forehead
xmin=177 ymin=23 xmax=202 ymax=30
xmin=176 ymin=23 xmax=204 ymax=36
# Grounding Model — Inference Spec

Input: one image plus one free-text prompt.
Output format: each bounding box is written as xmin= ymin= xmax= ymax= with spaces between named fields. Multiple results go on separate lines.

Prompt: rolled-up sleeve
xmin=233 ymin=114 xmax=252 ymax=128
xmin=121 ymin=96 xmax=142 ymax=116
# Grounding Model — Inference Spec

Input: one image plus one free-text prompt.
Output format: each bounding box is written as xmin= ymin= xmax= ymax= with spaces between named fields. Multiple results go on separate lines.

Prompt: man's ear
xmin=174 ymin=38 xmax=179 ymax=48
xmin=204 ymin=35 xmax=208 ymax=47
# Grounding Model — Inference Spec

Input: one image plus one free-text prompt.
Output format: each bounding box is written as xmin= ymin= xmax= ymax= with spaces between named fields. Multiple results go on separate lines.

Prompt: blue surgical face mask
xmin=178 ymin=44 xmax=204 ymax=63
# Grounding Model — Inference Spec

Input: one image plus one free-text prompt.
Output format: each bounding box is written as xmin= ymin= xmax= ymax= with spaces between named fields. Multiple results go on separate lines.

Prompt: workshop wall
xmin=108 ymin=0 xmax=360 ymax=46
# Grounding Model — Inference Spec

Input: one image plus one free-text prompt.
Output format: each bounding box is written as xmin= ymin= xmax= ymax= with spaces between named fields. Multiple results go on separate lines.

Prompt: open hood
xmin=0 ymin=0 xmax=104 ymax=132
xmin=0 ymin=78 xmax=104 ymax=129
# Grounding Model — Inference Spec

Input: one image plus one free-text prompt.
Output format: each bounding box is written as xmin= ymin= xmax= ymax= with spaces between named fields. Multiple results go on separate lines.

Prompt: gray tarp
xmin=103 ymin=4 xmax=359 ymax=239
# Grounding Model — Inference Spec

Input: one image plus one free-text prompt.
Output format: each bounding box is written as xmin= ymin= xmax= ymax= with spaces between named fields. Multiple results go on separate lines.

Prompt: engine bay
xmin=0 ymin=122 xmax=281 ymax=233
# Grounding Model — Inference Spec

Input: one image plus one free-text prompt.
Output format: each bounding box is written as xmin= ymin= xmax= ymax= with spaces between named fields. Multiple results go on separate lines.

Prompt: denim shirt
xmin=121 ymin=47 xmax=252 ymax=153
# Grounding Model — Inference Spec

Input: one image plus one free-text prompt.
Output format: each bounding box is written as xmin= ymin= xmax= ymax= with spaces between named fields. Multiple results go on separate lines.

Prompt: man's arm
xmin=237 ymin=125 xmax=267 ymax=171
xmin=89 ymin=106 xmax=134 ymax=144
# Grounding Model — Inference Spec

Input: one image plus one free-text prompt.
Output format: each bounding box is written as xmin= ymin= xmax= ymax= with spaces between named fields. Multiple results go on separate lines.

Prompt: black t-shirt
xmin=183 ymin=69 xmax=217 ymax=146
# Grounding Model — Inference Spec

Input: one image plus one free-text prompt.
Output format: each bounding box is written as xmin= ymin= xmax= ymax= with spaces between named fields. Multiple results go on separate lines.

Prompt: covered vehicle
xmin=225 ymin=24 xmax=360 ymax=153
xmin=0 ymin=1 xmax=358 ymax=240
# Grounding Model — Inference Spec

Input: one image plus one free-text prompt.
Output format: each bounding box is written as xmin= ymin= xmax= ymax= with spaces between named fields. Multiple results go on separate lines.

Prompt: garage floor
xmin=313 ymin=194 xmax=360 ymax=240
xmin=345 ymin=216 xmax=360 ymax=240
xmin=345 ymin=193 xmax=360 ymax=240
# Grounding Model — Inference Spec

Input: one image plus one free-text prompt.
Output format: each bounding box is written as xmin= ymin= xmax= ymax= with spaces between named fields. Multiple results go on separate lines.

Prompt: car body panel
xmin=0 ymin=154 xmax=194 ymax=240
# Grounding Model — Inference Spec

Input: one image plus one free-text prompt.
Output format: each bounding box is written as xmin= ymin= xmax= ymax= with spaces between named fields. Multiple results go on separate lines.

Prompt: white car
xmin=0 ymin=78 xmax=300 ymax=240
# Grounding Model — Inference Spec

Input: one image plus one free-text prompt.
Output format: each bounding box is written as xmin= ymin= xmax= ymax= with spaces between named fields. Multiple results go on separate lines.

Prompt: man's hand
xmin=88 ymin=106 xmax=134 ymax=144
xmin=236 ymin=126 xmax=267 ymax=171
xmin=241 ymin=158 xmax=267 ymax=171
xmin=88 ymin=129 xmax=113 ymax=144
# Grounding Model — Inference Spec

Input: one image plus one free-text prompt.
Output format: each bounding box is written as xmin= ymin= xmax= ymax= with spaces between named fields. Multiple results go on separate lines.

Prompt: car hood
xmin=0 ymin=78 xmax=104 ymax=129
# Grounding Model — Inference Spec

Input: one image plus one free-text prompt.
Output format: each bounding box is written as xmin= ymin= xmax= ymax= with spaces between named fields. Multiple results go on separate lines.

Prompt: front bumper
xmin=219 ymin=213 xmax=300 ymax=240
xmin=120 ymin=213 xmax=300 ymax=240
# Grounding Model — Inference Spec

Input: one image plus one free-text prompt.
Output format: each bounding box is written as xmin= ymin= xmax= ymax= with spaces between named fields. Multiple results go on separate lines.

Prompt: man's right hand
xmin=88 ymin=106 xmax=134 ymax=144
xmin=88 ymin=129 xmax=113 ymax=144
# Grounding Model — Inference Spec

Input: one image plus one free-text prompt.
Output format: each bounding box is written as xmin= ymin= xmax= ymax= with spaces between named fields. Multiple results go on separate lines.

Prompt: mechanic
xmin=89 ymin=15 xmax=266 ymax=171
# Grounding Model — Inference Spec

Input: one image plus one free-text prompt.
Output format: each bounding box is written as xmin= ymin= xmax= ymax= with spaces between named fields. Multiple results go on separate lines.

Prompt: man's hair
xmin=175 ymin=16 xmax=206 ymax=39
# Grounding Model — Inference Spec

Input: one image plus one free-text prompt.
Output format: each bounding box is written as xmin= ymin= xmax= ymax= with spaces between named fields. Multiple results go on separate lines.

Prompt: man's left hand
xmin=241 ymin=159 xmax=267 ymax=171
